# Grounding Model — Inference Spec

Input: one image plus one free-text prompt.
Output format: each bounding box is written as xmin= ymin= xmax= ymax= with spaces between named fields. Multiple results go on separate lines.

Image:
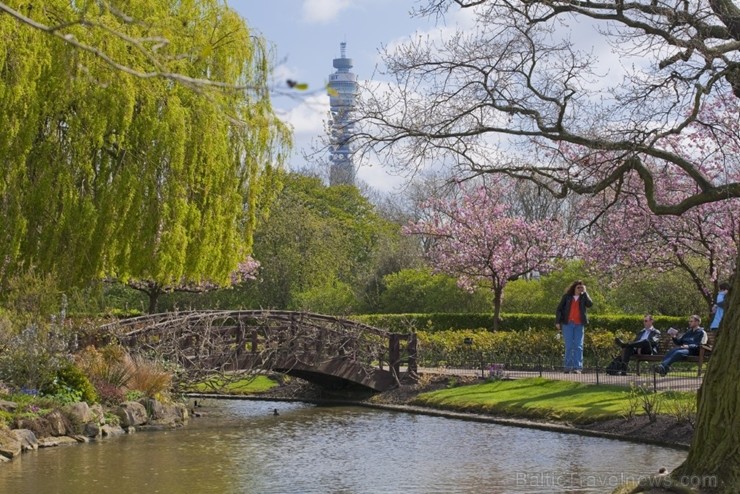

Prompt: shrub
xmin=0 ymin=323 xmax=71 ymax=391
xmin=75 ymin=345 xmax=173 ymax=401
xmin=75 ymin=345 xmax=134 ymax=389
xmin=415 ymin=328 xmax=621 ymax=368
xmin=127 ymin=355 xmax=172 ymax=400
xmin=377 ymin=268 xmax=491 ymax=314
xmin=663 ymin=391 xmax=697 ymax=427
xmin=93 ymin=379 xmax=125 ymax=405
xmin=43 ymin=363 xmax=98 ymax=404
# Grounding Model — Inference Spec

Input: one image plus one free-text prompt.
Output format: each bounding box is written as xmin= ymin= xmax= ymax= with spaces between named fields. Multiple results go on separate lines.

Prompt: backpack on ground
xmin=605 ymin=356 xmax=627 ymax=375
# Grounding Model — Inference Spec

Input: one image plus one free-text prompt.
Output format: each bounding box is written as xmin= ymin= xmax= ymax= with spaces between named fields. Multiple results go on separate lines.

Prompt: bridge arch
xmin=98 ymin=310 xmax=417 ymax=392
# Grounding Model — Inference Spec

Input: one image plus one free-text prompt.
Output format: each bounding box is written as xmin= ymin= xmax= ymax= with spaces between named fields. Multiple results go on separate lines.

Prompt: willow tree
xmin=0 ymin=1 xmax=290 ymax=294
xmin=357 ymin=0 xmax=739 ymax=491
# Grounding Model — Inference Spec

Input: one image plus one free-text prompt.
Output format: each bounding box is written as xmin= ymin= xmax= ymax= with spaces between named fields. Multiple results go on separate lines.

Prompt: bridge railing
xmin=90 ymin=310 xmax=417 ymax=387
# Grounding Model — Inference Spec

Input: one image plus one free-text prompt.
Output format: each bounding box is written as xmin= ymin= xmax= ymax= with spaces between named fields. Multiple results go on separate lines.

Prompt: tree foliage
xmin=405 ymin=183 xmax=568 ymax=328
xmin=581 ymin=96 xmax=739 ymax=308
xmin=0 ymin=0 xmax=290 ymax=290
xmin=238 ymin=173 xmax=412 ymax=312
xmin=378 ymin=268 xmax=491 ymax=314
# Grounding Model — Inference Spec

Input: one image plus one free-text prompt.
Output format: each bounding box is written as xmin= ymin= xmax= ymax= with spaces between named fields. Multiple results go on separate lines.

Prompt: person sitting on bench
xmin=655 ymin=314 xmax=708 ymax=376
xmin=614 ymin=314 xmax=661 ymax=370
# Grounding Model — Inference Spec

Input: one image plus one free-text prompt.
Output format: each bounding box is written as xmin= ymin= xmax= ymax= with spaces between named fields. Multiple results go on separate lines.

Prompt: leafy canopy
xmin=0 ymin=0 xmax=290 ymax=289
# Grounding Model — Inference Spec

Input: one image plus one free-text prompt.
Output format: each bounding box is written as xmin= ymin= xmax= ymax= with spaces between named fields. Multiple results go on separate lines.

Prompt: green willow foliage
xmin=0 ymin=0 xmax=290 ymax=288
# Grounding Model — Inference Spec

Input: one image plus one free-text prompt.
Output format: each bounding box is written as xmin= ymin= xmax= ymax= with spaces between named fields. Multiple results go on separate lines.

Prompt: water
xmin=0 ymin=399 xmax=686 ymax=493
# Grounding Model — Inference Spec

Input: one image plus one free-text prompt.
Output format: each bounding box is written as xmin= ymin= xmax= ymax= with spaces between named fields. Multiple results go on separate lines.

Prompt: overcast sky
xmin=231 ymin=1 xmax=447 ymax=193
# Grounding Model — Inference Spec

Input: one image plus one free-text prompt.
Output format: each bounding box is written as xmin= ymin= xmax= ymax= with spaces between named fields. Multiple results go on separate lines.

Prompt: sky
xmin=230 ymin=1 xmax=447 ymax=193
xmin=229 ymin=2 xmax=619 ymax=195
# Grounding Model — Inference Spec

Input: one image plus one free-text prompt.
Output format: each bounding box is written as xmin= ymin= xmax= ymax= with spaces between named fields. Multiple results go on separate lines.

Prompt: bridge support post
xmin=407 ymin=333 xmax=418 ymax=375
xmin=389 ymin=334 xmax=401 ymax=377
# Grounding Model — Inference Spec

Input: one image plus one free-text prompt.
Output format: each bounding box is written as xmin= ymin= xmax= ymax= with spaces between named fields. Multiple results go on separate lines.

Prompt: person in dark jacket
xmin=614 ymin=314 xmax=661 ymax=372
xmin=555 ymin=280 xmax=593 ymax=374
xmin=655 ymin=315 xmax=708 ymax=376
xmin=614 ymin=314 xmax=660 ymax=363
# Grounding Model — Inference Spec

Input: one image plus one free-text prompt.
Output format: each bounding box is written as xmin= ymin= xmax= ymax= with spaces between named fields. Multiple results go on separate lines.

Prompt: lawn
xmin=414 ymin=377 xmax=694 ymax=424
xmin=188 ymin=375 xmax=278 ymax=395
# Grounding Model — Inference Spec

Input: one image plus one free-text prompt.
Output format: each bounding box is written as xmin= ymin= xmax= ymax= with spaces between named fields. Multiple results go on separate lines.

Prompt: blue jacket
xmin=710 ymin=291 xmax=727 ymax=329
xmin=555 ymin=293 xmax=593 ymax=325
xmin=672 ymin=327 xmax=708 ymax=355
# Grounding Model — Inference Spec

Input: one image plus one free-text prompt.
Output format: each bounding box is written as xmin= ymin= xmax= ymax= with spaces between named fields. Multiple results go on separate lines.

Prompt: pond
xmin=0 ymin=399 xmax=686 ymax=493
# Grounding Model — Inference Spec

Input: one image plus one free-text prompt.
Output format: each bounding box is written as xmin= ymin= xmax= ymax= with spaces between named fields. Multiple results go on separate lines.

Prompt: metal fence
xmin=417 ymin=353 xmax=705 ymax=393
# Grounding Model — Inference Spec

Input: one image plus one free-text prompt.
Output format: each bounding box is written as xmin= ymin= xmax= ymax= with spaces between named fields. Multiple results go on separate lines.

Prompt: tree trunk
xmin=147 ymin=287 xmax=161 ymax=314
xmin=491 ymin=285 xmax=503 ymax=331
xmin=672 ymin=255 xmax=740 ymax=492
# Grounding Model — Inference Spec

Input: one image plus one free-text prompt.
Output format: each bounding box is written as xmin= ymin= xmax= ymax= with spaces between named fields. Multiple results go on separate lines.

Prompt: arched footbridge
xmin=97 ymin=311 xmax=417 ymax=392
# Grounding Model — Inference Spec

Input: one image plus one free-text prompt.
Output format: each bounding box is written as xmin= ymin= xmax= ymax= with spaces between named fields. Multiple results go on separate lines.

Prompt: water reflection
xmin=0 ymin=399 xmax=686 ymax=493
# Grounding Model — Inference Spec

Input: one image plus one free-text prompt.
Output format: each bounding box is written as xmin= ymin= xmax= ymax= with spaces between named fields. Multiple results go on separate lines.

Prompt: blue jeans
xmin=562 ymin=323 xmax=584 ymax=370
xmin=661 ymin=347 xmax=691 ymax=370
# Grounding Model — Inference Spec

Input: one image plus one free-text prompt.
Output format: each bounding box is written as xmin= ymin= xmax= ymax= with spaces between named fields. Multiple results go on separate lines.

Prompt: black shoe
xmin=654 ymin=364 xmax=667 ymax=376
xmin=614 ymin=337 xmax=627 ymax=348
xmin=619 ymin=371 xmax=627 ymax=376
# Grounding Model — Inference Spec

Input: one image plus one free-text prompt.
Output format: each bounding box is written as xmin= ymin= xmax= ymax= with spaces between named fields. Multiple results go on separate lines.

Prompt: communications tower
xmin=327 ymin=42 xmax=358 ymax=186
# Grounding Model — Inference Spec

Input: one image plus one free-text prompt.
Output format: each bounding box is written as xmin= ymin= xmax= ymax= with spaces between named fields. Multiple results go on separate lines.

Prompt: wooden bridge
xmin=97 ymin=310 xmax=417 ymax=392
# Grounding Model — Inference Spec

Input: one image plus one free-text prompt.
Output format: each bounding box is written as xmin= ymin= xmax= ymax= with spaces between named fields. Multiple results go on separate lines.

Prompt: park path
xmin=416 ymin=366 xmax=703 ymax=392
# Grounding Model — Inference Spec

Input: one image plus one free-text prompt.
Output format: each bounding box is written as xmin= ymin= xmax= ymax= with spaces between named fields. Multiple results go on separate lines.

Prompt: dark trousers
xmin=621 ymin=339 xmax=653 ymax=363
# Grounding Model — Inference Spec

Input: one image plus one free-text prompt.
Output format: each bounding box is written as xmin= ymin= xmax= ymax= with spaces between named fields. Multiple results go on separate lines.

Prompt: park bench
xmin=634 ymin=331 xmax=715 ymax=377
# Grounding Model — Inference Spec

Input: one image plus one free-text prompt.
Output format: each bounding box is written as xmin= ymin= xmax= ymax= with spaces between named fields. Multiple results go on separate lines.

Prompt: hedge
xmin=414 ymin=328 xmax=619 ymax=368
xmin=353 ymin=313 xmax=686 ymax=334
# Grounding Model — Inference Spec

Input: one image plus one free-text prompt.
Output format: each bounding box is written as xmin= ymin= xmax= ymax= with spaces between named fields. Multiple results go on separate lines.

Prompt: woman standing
xmin=555 ymin=280 xmax=593 ymax=374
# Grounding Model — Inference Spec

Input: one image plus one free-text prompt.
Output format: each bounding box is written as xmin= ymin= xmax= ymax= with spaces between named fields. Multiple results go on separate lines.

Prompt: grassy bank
xmin=412 ymin=377 xmax=695 ymax=425
xmin=187 ymin=375 xmax=279 ymax=395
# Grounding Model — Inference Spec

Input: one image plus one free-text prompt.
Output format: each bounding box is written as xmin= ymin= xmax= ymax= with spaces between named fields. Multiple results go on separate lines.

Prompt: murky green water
xmin=0 ymin=399 xmax=686 ymax=493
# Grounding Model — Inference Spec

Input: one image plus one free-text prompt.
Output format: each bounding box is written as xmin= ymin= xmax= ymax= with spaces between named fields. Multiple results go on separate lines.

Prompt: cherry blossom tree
xmin=582 ymin=96 xmax=739 ymax=310
xmin=355 ymin=0 xmax=740 ymax=488
xmin=405 ymin=184 xmax=568 ymax=330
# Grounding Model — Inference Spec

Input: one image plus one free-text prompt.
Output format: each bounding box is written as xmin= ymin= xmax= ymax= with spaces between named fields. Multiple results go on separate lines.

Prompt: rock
xmin=12 ymin=429 xmax=38 ymax=451
xmin=143 ymin=398 xmax=165 ymax=421
xmin=0 ymin=399 xmax=18 ymax=413
xmin=145 ymin=400 xmax=189 ymax=426
xmin=44 ymin=410 xmax=70 ymax=436
xmin=89 ymin=404 xmax=105 ymax=423
xmin=83 ymin=422 xmax=101 ymax=438
xmin=0 ymin=428 xmax=22 ymax=459
xmin=65 ymin=402 xmax=95 ymax=425
xmin=37 ymin=437 xmax=60 ymax=448
xmin=14 ymin=417 xmax=53 ymax=438
xmin=37 ymin=436 xmax=79 ymax=448
xmin=116 ymin=401 xmax=148 ymax=428
xmin=100 ymin=424 xmax=126 ymax=437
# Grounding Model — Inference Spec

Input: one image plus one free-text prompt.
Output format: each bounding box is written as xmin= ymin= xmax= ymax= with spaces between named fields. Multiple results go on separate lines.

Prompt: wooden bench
xmin=634 ymin=332 xmax=715 ymax=377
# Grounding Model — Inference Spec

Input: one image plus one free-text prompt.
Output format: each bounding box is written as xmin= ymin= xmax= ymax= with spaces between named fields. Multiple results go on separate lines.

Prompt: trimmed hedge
xmin=353 ymin=312 xmax=686 ymax=334
xmin=414 ymin=328 xmax=619 ymax=368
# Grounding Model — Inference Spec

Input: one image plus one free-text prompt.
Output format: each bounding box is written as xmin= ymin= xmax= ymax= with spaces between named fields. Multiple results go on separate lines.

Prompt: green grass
xmin=414 ymin=377 xmax=694 ymax=424
xmin=188 ymin=375 xmax=278 ymax=395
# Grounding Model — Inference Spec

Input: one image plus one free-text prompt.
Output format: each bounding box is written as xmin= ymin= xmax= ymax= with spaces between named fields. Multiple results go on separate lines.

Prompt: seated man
xmin=614 ymin=314 xmax=661 ymax=371
xmin=655 ymin=314 xmax=708 ymax=376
